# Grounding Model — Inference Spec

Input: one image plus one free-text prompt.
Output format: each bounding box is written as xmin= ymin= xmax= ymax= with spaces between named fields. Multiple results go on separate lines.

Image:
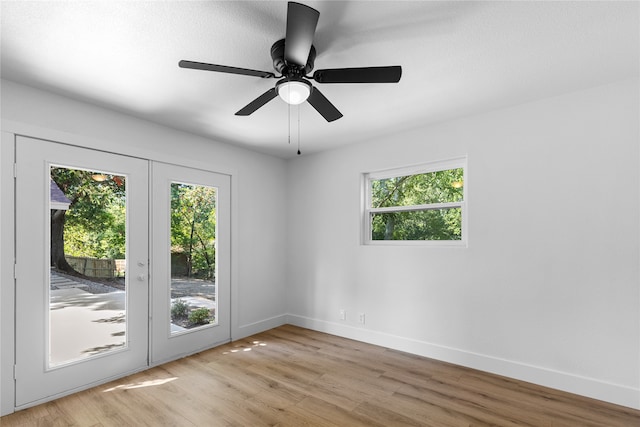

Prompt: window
xmin=363 ymin=158 xmax=466 ymax=245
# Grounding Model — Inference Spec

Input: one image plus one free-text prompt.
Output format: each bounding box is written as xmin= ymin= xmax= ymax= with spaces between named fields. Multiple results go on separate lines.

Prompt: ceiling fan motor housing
xmin=271 ymin=38 xmax=316 ymax=76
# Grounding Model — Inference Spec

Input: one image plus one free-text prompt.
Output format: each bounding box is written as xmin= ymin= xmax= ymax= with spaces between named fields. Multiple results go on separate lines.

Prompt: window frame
xmin=362 ymin=157 xmax=467 ymax=246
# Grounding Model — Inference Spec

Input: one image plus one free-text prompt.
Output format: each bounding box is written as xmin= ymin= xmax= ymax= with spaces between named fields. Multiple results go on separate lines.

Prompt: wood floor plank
xmin=48 ymin=393 xmax=106 ymax=426
xmin=2 ymin=325 xmax=639 ymax=426
xmin=395 ymin=382 xmax=531 ymax=427
xmin=363 ymin=389 xmax=479 ymax=427
xmin=295 ymin=395 xmax=384 ymax=427
xmin=273 ymin=404 xmax=342 ymax=427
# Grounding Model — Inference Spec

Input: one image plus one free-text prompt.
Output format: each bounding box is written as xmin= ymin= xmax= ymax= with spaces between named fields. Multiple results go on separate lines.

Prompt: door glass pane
xmin=169 ymin=182 xmax=217 ymax=334
xmin=49 ymin=166 xmax=127 ymax=367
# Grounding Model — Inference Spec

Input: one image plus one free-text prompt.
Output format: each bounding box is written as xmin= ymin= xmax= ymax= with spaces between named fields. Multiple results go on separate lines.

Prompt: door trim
xmin=1 ymin=132 xmax=16 ymax=416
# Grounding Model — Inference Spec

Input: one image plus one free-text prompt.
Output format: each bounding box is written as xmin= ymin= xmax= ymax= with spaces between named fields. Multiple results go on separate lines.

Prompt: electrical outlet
xmin=339 ymin=309 xmax=346 ymax=321
xmin=358 ymin=313 xmax=365 ymax=324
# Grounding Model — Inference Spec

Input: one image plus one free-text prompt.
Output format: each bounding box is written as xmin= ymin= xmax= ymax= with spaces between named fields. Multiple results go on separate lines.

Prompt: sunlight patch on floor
xmin=222 ymin=340 xmax=267 ymax=355
xmin=102 ymin=377 xmax=178 ymax=392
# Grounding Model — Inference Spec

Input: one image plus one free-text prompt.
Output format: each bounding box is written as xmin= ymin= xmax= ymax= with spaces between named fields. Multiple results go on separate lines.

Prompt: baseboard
xmin=286 ymin=314 xmax=640 ymax=410
xmin=233 ymin=314 xmax=288 ymax=341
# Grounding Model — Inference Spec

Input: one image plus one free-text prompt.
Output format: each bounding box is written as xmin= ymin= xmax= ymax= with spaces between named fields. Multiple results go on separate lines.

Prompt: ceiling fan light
xmin=277 ymin=80 xmax=311 ymax=105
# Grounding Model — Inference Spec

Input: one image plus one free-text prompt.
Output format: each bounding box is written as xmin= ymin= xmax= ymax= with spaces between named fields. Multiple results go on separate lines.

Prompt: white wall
xmin=285 ymin=78 xmax=640 ymax=409
xmin=0 ymin=80 xmax=289 ymax=414
xmin=2 ymin=77 xmax=639 ymax=413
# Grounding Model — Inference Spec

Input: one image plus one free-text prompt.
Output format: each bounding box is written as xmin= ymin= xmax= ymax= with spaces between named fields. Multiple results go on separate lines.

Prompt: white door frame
xmin=1 ymin=132 xmax=17 ymax=416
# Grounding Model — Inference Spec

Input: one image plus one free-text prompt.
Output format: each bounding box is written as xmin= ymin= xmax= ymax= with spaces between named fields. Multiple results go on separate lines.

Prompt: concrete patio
xmin=49 ymin=271 xmax=215 ymax=365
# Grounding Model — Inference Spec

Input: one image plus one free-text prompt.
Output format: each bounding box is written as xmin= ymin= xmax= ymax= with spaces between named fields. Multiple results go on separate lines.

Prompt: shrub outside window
xmin=363 ymin=158 xmax=466 ymax=245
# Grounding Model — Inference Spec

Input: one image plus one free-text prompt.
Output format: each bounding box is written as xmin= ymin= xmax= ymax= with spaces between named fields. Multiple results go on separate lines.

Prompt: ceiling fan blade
xmin=307 ymin=87 xmax=343 ymax=122
xmin=235 ymin=88 xmax=278 ymax=116
xmin=313 ymin=66 xmax=402 ymax=84
xmin=284 ymin=2 xmax=320 ymax=67
xmin=179 ymin=60 xmax=275 ymax=78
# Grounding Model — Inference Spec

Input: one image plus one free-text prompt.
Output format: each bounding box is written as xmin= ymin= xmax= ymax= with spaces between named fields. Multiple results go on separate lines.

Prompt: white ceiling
xmin=1 ymin=1 xmax=638 ymax=158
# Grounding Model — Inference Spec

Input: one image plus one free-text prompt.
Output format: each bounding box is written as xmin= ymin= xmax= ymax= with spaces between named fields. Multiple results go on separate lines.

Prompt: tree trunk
xmin=384 ymin=214 xmax=395 ymax=240
xmin=50 ymin=209 xmax=76 ymax=274
xmin=187 ymin=218 xmax=196 ymax=277
xmin=195 ymin=232 xmax=214 ymax=280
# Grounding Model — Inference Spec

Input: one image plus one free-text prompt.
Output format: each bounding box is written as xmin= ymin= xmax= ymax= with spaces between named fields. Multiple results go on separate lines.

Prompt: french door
xmin=150 ymin=162 xmax=230 ymax=364
xmin=15 ymin=137 xmax=149 ymax=407
xmin=14 ymin=137 xmax=230 ymax=408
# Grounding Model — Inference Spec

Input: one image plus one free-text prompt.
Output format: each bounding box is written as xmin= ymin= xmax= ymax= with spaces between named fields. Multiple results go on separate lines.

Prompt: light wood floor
xmin=2 ymin=325 xmax=639 ymax=426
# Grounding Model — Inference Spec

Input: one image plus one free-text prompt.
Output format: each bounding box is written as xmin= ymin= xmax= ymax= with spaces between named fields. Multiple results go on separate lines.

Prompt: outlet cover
xmin=358 ymin=313 xmax=365 ymax=324
xmin=339 ymin=309 xmax=346 ymax=321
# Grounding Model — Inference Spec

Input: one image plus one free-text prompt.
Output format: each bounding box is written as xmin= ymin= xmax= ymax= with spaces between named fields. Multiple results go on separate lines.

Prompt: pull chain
xmin=297 ymin=105 xmax=301 ymax=155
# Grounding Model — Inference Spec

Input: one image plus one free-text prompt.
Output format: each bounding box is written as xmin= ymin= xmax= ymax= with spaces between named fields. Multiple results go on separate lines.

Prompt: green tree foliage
xmin=371 ymin=168 xmax=463 ymax=240
xmin=171 ymin=183 xmax=217 ymax=279
xmin=50 ymin=167 xmax=126 ymax=274
xmin=64 ymin=202 xmax=125 ymax=258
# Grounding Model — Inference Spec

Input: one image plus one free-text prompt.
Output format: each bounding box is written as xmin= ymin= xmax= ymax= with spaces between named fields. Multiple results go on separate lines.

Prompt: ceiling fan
xmin=179 ymin=2 xmax=402 ymax=122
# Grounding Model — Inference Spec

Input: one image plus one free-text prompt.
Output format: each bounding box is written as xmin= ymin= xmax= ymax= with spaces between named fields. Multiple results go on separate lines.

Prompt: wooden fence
xmin=66 ymin=256 xmax=119 ymax=278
